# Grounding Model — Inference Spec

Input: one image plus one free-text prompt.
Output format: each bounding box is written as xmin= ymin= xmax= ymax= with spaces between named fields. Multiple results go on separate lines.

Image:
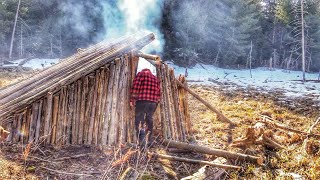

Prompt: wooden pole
xmin=35 ymin=99 xmax=43 ymax=143
xmin=108 ymin=58 xmax=121 ymax=145
xmin=163 ymin=139 xmax=263 ymax=165
xmin=51 ymin=95 xmax=59 ymax=144
xmin=84 ymin=76 xmax=94 ymax=144
xmin=175 ymin=79 xmax=236 ymax=126
xmin=44 ymin=92 xmax=53 ymax=144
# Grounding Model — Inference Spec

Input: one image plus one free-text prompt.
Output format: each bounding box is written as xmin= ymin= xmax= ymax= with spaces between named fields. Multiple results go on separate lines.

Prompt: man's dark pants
xmin=135 ymin=100 xmax=157 ymax=144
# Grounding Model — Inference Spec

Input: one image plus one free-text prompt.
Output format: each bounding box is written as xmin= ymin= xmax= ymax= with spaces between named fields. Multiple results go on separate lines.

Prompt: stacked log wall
xmin=3 ymin=55 xmax=190 ymax=146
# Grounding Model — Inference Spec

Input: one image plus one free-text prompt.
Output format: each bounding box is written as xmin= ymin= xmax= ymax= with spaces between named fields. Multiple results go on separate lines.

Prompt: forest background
xmin=1 ymin=0 xmax=320 ymax=73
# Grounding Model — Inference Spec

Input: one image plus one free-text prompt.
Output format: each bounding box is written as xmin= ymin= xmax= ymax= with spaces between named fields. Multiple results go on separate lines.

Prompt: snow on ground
xmin=3 ymin=58 xmax=59 ymax=70
xmin=166 ymin=62 xmax=320 ymax=102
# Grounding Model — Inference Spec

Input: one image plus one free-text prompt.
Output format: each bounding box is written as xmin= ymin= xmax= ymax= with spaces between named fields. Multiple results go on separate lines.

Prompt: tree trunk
xmin=9 ymin=0 xmax=21 ymax=59
xmin=301 ymin=0 xmax=306 ymax=82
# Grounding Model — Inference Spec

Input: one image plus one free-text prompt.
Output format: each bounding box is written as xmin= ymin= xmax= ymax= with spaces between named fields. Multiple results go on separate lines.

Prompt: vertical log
xmin=118 ymin=57 xmax=126 ymax=144
xmin=51 ymin=95 xmax=59 ymax=144
xmin=170 ymin=69 xmax=185 ymax=141
xmin=35 ymin=99 xmax=43 ymax=143
xmin=108 ymin=58 xmax=121 ymax=145
xmin=74 ymin=80 xmax=82 ymax=144
xmin=72 ymin=82 xmax=78 ymax=144
xmin=62 ymin=87 xmax=69 ymax=145
xmin=84 ymin=76 xmax=95 ymax=144
xmin=161 ymin=65 xmax=172 ymax=139
xmin=44 ymin=92 xmax=53 ymax=144
xmin=21 ymin=109 xmax=28 ymax=144
xmin=6 ymin=121 xmax=13 ymax=142
xmin=39 ymin=98 xmax=46 ymax=142
xmin=88 ymin=71 xmax=99 ymax=144
xmin=165 ymin=66 xmax=178 ymax=140
xmin=66 ymin=84 xmax=75 ymax=144
xmin=129 ymin=53 xmax=139 ymax=142
xmin=57 ymin=87 xmax=66 ymax=145
xmin=101 ymin=63 xmax=115 ymax=145
xmin=156 ymin=64 xmax=167 ymax=139
xmin=178 ymin=75 xmax=191 ymax=135
xmin=78 ymin=77 xmax=88 ymax=144
xmin=125 ymin=55 xmax=133 ymax=143
xmin=14 ymin=113 xmax=23 ymax=142
xmin=98 ymin=67 xmax=109 ymax=144
xmin=28 ymin=102 xmax=39 ymax=143
xmin=93 ymin=70 xmax=102 ymax=145
xmin=12 ymin=114 xmax=18 ymax=143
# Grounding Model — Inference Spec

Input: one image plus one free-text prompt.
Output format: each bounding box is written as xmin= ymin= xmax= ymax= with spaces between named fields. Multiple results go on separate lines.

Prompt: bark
xmin=163 ymin=139 xmax=263 ymax=165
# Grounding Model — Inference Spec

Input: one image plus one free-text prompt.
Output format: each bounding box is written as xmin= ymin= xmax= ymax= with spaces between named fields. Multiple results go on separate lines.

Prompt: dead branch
xmin=259 ymin=115 xmax=320 ymax=139
xmin=163 ymin=139 xmax=263 ymax=165
xmin=307 ymin=117 xmax=320 ymax=134
xmin=54 ymin=153 xmax=92 ymax=161
xmin=40 ymin=166 xmax=98 ymax=177
xmin=149 ymin=152 xmax=241 ymax=170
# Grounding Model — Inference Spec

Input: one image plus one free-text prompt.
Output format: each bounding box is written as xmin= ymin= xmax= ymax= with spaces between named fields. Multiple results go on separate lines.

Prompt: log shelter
xmin=0 ymin=32 xmax=191 ymax=146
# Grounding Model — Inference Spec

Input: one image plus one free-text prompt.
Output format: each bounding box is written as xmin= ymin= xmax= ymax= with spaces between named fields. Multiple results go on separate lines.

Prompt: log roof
xmin=0 ymin=32 xmax=155 ymax=124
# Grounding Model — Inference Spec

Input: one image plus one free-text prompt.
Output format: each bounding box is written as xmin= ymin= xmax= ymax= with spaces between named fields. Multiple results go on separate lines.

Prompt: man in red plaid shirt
xmin=130 ymin=68 xmax=161 ymax=147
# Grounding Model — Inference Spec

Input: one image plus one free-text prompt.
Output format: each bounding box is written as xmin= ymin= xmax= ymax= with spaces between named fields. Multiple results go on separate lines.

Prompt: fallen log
xmin=175 ymin=79 xmax=236 ymax=126
xmin=163 ymin=139 xmax=263 ymax=165
xmin=259 ymin=116 xmax=320 ymax=139
xmin=149 ymin=152 xmax=241 ymax=170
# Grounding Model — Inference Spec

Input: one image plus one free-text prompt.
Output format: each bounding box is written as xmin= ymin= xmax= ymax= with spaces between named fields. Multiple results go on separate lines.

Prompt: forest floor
xmin=0 ymin=71 xmax=319 ymax=179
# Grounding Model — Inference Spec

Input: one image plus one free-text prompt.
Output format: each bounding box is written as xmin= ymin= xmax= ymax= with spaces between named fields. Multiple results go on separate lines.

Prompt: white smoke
xmin=101 ymin=0 xmax=164 ymax=53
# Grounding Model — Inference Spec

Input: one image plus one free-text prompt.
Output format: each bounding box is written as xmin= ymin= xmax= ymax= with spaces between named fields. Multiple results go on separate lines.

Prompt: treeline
xmin=163 ymin=0 xmax=320 ymax=72
xmin=1 ymin=0 xmax=320 ymax=72
xmin=0 ymin=0 xmax=104 ymax=60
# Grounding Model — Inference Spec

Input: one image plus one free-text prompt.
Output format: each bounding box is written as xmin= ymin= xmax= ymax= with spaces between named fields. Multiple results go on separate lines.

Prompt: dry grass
xmin=188 ymin=85 xmax=320 ymax=179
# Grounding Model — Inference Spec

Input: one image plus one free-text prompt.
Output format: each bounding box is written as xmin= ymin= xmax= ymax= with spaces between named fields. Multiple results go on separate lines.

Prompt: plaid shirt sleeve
xmin=130 ymin=71 xmax=143 ymax=103
xmin=130 ymin=70 xmax=161 ymax=103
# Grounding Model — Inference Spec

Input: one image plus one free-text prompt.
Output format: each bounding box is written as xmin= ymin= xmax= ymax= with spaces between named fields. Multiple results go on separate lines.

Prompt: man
xmin=130 ymin=68 xmax=161 ymax=147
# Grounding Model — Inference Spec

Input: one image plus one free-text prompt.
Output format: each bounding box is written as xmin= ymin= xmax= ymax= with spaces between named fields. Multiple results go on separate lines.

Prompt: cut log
xmin=175 ymin=79 xmax=236 ymax=126
xmin=163 ymin=139 xmax=263 ymax=165
xmin=149 ymin=152 xmax=241 ymax=170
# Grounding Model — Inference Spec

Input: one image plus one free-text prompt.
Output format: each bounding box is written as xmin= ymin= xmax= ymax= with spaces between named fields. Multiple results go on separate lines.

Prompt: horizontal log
xmin=135 ymin=52 xmax=161 ymax=61
xmin=163 ymin=139 xmax=263 ymax=165
xmin=149 ymin=152 xmax=241 ymax=170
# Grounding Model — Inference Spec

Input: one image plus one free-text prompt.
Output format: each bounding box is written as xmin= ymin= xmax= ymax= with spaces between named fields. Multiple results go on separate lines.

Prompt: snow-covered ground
xmin=167 ymin=62 xmax=320 ymax=101
xmin=3 ymin=58 xmax=59 ymax=69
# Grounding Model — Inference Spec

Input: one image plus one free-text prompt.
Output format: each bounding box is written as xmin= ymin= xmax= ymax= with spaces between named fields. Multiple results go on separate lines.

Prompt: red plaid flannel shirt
xmin=130 ymin=69 xmax=161 ymax=103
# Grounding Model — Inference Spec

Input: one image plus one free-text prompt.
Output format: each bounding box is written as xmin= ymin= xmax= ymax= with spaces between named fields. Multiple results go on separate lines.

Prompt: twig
xmin=55 ymin=153 xmax=92 ymax=161
xmin=27 ymin=155 xmax=55 ymax=163
xmin=259 ymin=115 xmax=320 ymax=139
xmin=40 ymin=166 xmax=95 ymax=177
xmin=307 ymin=117 xmax=320 ymax=134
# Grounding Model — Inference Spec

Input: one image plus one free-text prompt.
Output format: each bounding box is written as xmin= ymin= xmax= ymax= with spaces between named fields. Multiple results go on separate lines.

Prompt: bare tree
xmin=300 ymin=0 xmax=306 ymax=82
xmin=9 ymin=0 xmax=21 ymax=59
